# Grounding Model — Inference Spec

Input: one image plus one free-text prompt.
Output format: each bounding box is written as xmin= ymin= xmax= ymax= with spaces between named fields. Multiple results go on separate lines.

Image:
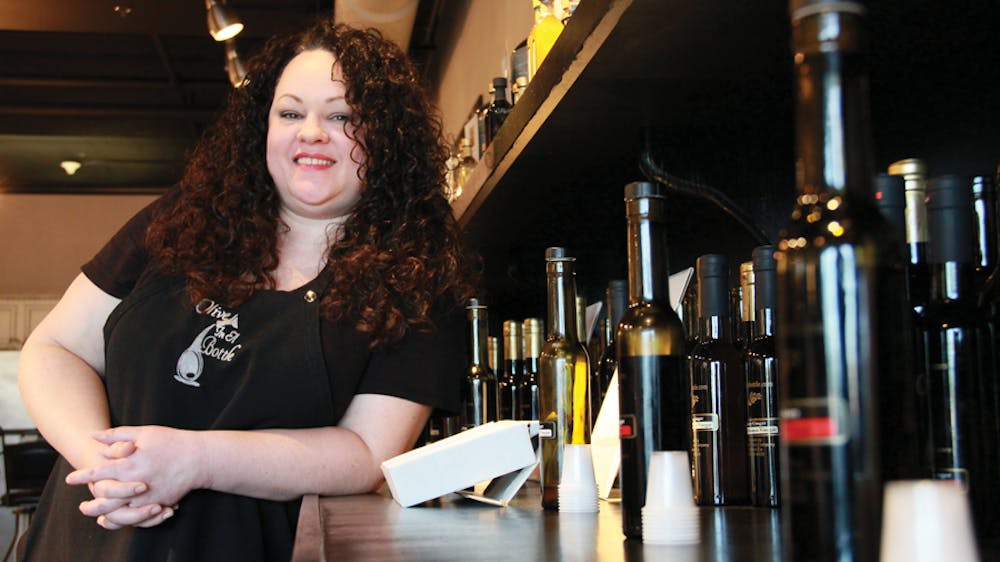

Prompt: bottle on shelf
xmin=461 ymin=299 xmax=499 ymax=429
xmin=500 ymin=320 xmax=524 ymax=420
xmin=616 ymin=181 xmax=689 ymax=538
xmin=452 ymin=137 xmax=476 ymax=201
xmin=512 ymin=76 xmax=529 ymax=106
xmin=745 ymin=245 xmax=780 ymax=508
xmin=920 ymin=174 xmax=998 ymax=539
xmin=888 ymin=157 xmax=931 ymax=314
xmin=483 ymin=77 xmax=511 ymax=147
xmin=776 ymin=2 xmax=912 ymax=560
xmin=539 ymin=247 xmax=591 ymax=510
xmin=527 ymin=0 xmax=564 ymax=82
xmin=596 ymin=279 xmax=628 ymax=413
xmin=737 ymin=261 xmax=756 ymax=352
xmin=689 ymin=254 xmax=749 ymax=506
xmin=520 ymin=317 xmax=543 ymax=423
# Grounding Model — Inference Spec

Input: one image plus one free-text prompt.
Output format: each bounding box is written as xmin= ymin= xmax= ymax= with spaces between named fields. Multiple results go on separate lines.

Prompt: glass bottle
xmin=527 ymin=0 xmax=563 ymax=82
xmin=520 ymin=317 xmax=543 ymax=423
xmin=539 ymin=247 xmax=591 ymax=510
xmin=461 ymin=298 xmax=498 ymax=429
xmin=776 ymin=2 xmax=907 ymax=560
xmin=484 ymin=77 xmax=511 ymax=146
xmin=689 ymin=254 xmax=749 ymax=506
xmin=616 ymin=181 xmax=688 ymax=538
xmin=597 ymin=279 xmax=628 ymax=412
xmin=888 ymin=158 xmax=931 ymax=314
xmin=971 ymin=175 xmax=997 ymax=292
xmin=920 ymin=174 xmax=997 ymax=539
xmin=737 ymin=261 xmax=756 ymax=352
xmin=500 ymin=320 xmax=524 ymax=420
xmin=745 ymin=245 xmax=780 ymax=508
xmin=452 ymin=137 xmax=476 ymax=200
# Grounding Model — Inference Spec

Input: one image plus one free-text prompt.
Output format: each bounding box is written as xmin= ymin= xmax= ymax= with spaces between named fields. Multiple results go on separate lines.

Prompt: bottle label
xmin=619 ymin=414 xmax=637 ymax=439
xmin=780 ymin=397 xmax=848 ymax=446
xmin=539 ymin=420 xmax=556 ymax=440
xmin=692 ymin=413 xmax=719 ymax=431
xmin=746 ymin=418 xmax=779 ymax=436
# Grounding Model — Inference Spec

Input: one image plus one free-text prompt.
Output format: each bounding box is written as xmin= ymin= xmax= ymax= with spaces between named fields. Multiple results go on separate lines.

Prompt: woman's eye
xmin=329 ymin=114 xmax=349 ymax=122
xmin=279 ymin=111 xmax=301 ymax=119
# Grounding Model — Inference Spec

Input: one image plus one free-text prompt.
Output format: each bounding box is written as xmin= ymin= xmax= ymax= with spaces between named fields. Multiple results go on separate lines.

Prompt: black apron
xmin=20 ymin=271 xmax=337 ymax=562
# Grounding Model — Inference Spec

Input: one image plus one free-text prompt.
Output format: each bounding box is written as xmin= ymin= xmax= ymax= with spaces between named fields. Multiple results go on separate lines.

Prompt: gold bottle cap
xmin=887 ymin=158 xmax=927 ymax=178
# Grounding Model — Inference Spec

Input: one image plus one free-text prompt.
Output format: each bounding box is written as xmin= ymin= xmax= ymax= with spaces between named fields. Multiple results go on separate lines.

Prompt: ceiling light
xmin=225 ymin=41 xmax=248 ymax=88
xmin=60 ymin=160 xmax=82 ymax=176
xmin=206 ymin=0 xmax=244 ymax=42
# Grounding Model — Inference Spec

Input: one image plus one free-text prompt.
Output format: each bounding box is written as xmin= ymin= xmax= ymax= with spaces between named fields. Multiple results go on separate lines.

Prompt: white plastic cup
xmin=560 ymin=444 xmax=598 ymax=487
xmin=880 ymin=480 xmax=979 ymax=562
xmin=644 ymin=450 xmax=694 ymax=510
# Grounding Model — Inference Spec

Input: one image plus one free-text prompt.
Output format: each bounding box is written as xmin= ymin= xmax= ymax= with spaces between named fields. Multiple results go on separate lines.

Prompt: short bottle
xmin=484 ymin=77 xmax=511 ymax=146
xmin=539 ymin=247 xmax=591 ymax=510
xmin=452 ymin=137 xmax=476 ymax=200
xmin=500 ymin=320 xmax=524 ymax=420
xmin=689 ymin=254 xmax=749 ymax=506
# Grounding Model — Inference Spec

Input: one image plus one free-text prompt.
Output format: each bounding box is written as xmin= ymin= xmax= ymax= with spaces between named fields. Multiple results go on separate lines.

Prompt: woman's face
xmin=266 ymin=49 xmax=364 ymax=221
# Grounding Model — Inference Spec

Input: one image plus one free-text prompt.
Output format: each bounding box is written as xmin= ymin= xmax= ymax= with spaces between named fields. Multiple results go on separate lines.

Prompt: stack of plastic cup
xmin=641 ymin=450 xmax=700 ymax=545
xmin=558 ymin=444 xmax=599 ymax=513
xmin=880 ymin=480 xmax=979 ymax=562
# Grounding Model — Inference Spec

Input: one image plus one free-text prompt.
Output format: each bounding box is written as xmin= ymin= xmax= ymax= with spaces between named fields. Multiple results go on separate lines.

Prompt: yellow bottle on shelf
xmin=527 ymin=0 xmax=563 ymax=82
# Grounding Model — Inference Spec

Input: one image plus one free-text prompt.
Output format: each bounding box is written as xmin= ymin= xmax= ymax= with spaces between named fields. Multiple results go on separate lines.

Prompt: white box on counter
xmin=380 ymin=420 xmax=538 ymax=508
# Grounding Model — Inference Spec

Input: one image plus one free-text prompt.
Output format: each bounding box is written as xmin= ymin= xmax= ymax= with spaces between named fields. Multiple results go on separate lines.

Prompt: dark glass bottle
xmin=519 ymin=318 xmax=543 ymax=422
xmin=597 ymin=279 xmax=628 ymax=411
xmin=921 ymin=174 xmax=998 ymax=539
xmin=689 ymin=254 xmax=749 ymax=506
xmin=461 ymin=299 xmax=499 ymax=429
xmin=888 ymin=158 xmax=931 ymax=314
xmin=500 ymin=320 xmax=524 ymax=420
xmin=484 ymin=77 xmax=511 ymax=146
xmin=745 ymin=245 xmax=780 ymax=508
xmin=972 ymin=175 xmax=997 ymax=292
xmin=539 ymin=247 xmax=591 ymax=510
xmin=616 ymin=181 xmax=689 ymax=538
xmin=737 ymin=261 xmax=756 ymax=352
xmin=776 ymin=3 xmax=905 ymax=560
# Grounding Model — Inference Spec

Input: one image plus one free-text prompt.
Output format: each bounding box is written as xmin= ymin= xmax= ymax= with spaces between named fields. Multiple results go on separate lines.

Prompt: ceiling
xmin=0 ymin=0 xmax=443 ymax=194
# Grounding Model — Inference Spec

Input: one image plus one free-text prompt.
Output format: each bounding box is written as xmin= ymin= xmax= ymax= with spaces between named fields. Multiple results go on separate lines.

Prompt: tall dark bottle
xmin=519 ymin=318 xmax=543 ymax=422
xmin=745 ymin=246 xmax=780 ymax=508
xmin=689 ymin=254 xmax=749 ymax=506
xmin=616 ymin=181 xmax=688 ymax=538
xmin=462 ymin=299 xmax=499 ymax=429
xmin=483 ymin=77 xmax=511 ymax=146
xmin=776 ymin=2 xmax=904 ymax=560
xmin=920 ymin=175 xmax=998 ymax=539
xmin=500 ymin=320 xmax=524 ymax=420
xmin=596 ymin=279 xmax=628 ymax=412
xmin=539 ymin=248 xmax=591 ymax=510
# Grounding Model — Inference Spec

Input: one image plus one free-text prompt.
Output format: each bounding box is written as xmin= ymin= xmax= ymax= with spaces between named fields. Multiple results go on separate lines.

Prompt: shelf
xmin=451 ymin=0 xmax=1000 ymax=321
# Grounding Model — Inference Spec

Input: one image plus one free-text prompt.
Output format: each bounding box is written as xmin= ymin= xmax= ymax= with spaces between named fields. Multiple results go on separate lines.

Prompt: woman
xmin=17 ymin=19 xmax=475 ymax=561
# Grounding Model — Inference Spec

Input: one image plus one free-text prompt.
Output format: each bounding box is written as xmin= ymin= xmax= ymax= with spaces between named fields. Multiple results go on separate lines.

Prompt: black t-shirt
xmin=81 ymin=193 xmax=465 ymax=423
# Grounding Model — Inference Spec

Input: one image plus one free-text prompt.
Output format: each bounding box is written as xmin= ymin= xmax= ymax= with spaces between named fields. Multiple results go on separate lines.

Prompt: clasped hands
xmin=65 ymin=426 xmax=205 ymax=530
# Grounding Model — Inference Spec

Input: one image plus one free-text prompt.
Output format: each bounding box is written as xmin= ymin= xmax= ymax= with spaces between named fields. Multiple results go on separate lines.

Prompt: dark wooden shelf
xmin=451 ymin=0 xmax=1000 ymax=322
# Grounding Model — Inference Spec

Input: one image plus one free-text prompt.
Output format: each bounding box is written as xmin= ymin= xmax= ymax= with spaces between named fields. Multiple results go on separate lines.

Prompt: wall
xmin=0 ymin=193 xmax=157 ymax=296
xmin=430 ymin=0 xmax=534 ymax=144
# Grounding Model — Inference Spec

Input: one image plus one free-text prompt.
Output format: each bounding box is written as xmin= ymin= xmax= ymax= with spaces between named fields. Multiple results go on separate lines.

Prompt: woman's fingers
xmin=94 ymin=503 xmax=173 ymax=530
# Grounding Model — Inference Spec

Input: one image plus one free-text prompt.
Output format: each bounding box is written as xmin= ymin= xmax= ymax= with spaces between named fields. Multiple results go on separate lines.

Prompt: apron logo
xmin=174 ymin=299 xmax=243 ymax=387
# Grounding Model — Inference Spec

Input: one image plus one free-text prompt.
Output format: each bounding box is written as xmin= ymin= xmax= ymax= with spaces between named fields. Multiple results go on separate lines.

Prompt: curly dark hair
xmin=147 ymin=18 xmax=477 ymax=348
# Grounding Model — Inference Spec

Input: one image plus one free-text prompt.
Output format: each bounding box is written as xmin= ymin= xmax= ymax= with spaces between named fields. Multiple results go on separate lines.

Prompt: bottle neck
xmin=546 ymin=261 xmax=579 ymax=342
xmin=930 ymin=262 xmax=973 ymax=303
xmin=625 ymin=197 xmax=670 ymax=304
xmin=754 ymin=307 xmax=775 ymax=338
xmin=468 ymin=310 xmax=489 ymax=368
xmin=698 ymin=316 xmax=732 ymax=343
xmin=792 ymin=7 xmax=872 ymax=199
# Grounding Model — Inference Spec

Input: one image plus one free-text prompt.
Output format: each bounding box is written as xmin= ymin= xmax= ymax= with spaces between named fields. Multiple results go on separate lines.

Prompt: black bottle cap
xmin=545 ymin=247 xmax=573 ymax=261
xmin=926 ymin=175 xmax=974 ymax=264
xmin=696 ymin=254 xmax=729 ymax=317
xmin=874 ymin=173 xmax=905 ymax=209
xmin=751 ymin=246 xmax=777 ymax=311
xmin=624 ymin=181 xmax=666 ymax=201
xmin=492 ymin=77 xmax=507 ymax=89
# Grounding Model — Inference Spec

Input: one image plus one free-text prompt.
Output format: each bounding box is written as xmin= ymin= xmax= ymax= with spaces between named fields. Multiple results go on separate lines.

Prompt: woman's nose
xmin=297 ymin=115 xmax=329 ymax=143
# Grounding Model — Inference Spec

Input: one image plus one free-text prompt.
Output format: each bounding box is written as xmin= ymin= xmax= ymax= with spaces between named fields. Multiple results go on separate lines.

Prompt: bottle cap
xmin=696 ymin=254 xmax=728 ymax=279
xmin=874 ymin=173 xmax=906 ymax=208
xmin=492 ymin=77 xmax=507 ymax=89
xmin=545 ymin=247 xmax=573 ymax=261
xmin=887 ymin=158 xmax=927 ymax=179
xmin=696 ymin=254 xmax=729 ymax=318
xmin=926 ymin=175 xmax=974 ymax=264
xmin=466 ymin=298 xmax=486 ymax=309
xmin=624 ymin=181 xmax=666 ymax=201
xmin=751 ymin=245 xmax=776 ymax=272
xmin=926 ymin=175 xmax=969 ymax=210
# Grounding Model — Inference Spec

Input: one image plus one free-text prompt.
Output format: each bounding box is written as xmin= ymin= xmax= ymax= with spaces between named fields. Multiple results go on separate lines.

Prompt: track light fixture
xmin=206 ymin=0 xmax=244 ymax=42
xmin=225 ymin=40 xmax=248 ymax=88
